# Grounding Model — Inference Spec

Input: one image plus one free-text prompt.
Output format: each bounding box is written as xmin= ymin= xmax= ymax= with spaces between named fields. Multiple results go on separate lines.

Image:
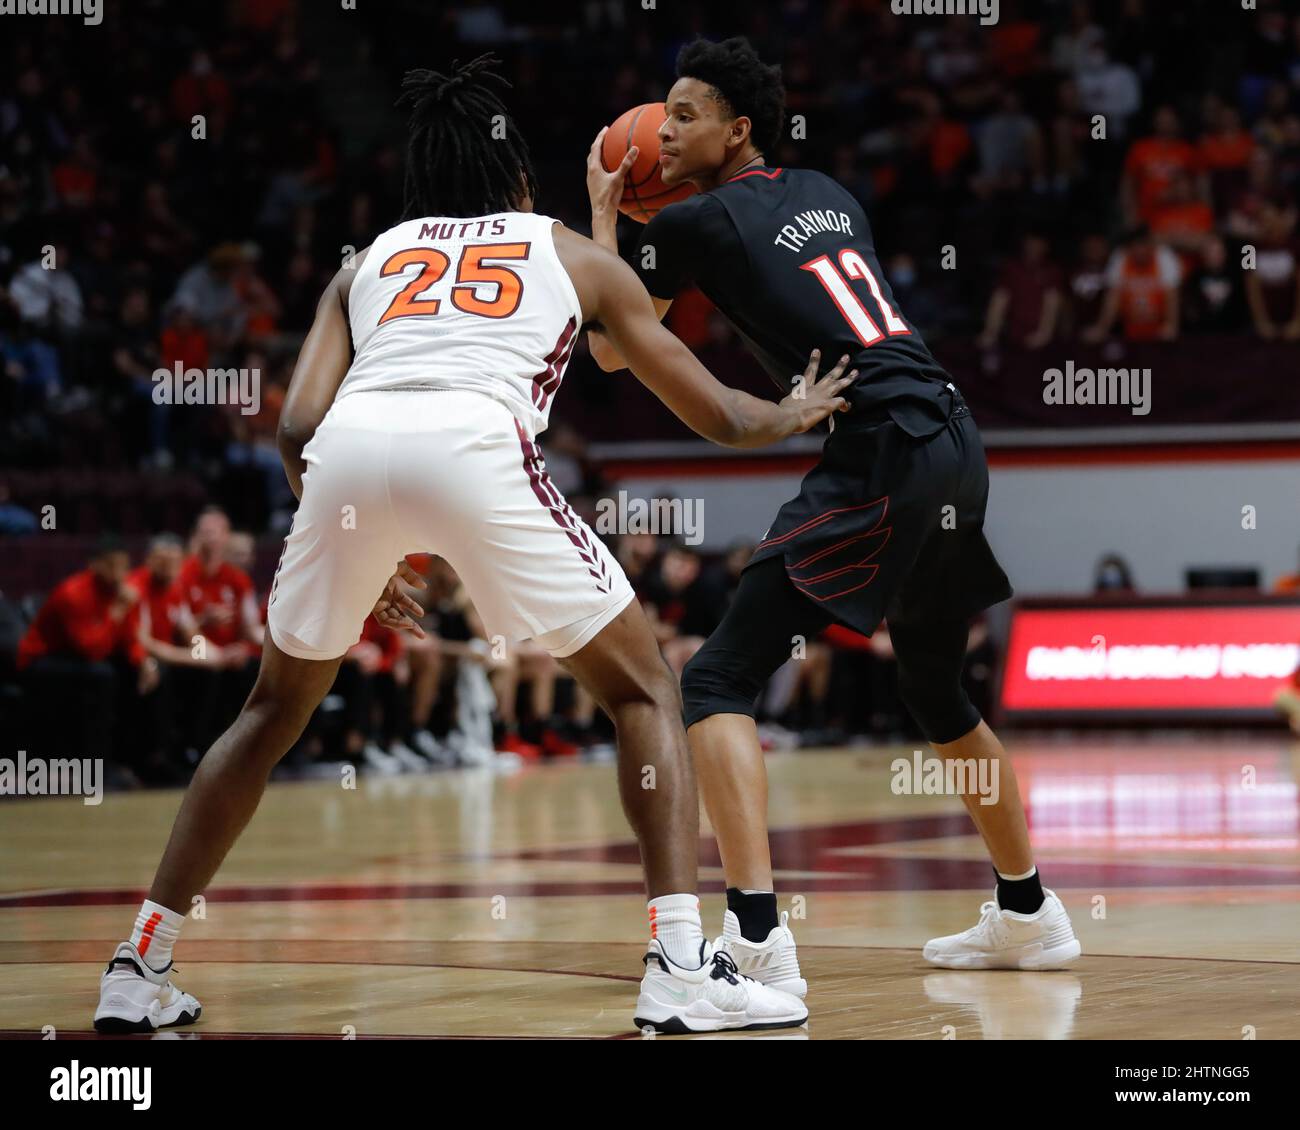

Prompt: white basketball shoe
xmin=633 ymin=939 xmax=808 ymax=1034
xmin=923 ymin=889 xmax=1082 ymax=970
xmin=93 ymin=940 xmax=202 ymax=1033
xmin=714 ymin=909 xmax=808 ymax=998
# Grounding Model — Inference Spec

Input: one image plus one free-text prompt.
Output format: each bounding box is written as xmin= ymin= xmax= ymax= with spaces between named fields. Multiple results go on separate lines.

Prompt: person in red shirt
xmin=17 ymin=537 xmax=137 ymax=760
xmin=169 ymin=507 xmax=264 ymax=757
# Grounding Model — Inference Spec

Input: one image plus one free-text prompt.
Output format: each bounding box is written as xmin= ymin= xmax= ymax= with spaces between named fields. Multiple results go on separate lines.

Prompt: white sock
xmin=129 ymin=899 xmax=185 ymax=972
xmin=648 ymin=893 xmax=705 ymax=969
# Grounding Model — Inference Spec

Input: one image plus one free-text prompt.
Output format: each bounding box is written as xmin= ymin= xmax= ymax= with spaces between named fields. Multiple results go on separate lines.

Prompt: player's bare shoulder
xmin=551 ymin=223 xmax=623 ymax=325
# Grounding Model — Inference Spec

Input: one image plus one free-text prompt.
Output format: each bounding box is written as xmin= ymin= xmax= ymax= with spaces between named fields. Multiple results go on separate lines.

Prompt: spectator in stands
xmin=1122 ymin=106 xmax=1206 ymax=228
xmin=170 ymin=507 xmax=263 ymax=757
xmin=1073 ymin=38 xmax=1141 ymax=140
xmin=169 ymin=244 xmax=248 ymax=354
xmin=9 ymin=241 xmax=84 ymax=336
xmin=1198 ymin=102 xmax=1256 ymax=211
xmin=643 ymin=544 xmax=714 ymax=677
xmin=1067 ymin=231 xmax=1114 ymax=336
xmin=1184 ymin=235 xmax=1245 ymax=333
xmin=1149 ymin=170 xmax=1216 ymax=262
xmin=1083 ymin=225 xmax=1182 ymax=342
xmin=1094 ymin=553 xmax=1138 ymax=594
xmin=975 ymin=90 xmax=1044 ymax=195
xmin=976 ymin=231 xmax=1064 ymax=352
xmin=1244 ymin=200 xmax=1300 ymax=340
xmin=111 ymin=286 xmax=166 ymax=465
xmin=16 ymin=535 xmax=138 ymax=760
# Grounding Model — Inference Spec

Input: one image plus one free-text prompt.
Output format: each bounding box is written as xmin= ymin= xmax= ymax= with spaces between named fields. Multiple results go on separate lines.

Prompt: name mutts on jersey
xmin=416 ymin=218 xmax=508 ymax=241
xmin=772 ymin=208 xmax=856 ymax=253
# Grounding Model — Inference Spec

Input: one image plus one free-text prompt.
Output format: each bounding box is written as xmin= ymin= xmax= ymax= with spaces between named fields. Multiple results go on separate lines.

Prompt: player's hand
xmin=779 ymin=350 xmax=856 ymax=434
xmin=372 ymin=564 xmax=426 ymax=639
xmin=587 ymin=126 xmax=636 ymax=218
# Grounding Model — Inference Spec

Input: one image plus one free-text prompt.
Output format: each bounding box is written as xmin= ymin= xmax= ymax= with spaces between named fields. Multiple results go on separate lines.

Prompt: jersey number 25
xmin=377 ymin=242 xmax=531 ymax=325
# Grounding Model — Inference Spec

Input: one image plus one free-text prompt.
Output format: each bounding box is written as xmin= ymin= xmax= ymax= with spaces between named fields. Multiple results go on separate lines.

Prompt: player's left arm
xmin=278 ymin=251 xmax=368 ymax=500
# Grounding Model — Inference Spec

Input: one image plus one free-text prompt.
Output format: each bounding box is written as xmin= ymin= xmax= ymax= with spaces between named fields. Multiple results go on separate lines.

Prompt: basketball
xmin=601 ymin=102 xmax=697 ymax=222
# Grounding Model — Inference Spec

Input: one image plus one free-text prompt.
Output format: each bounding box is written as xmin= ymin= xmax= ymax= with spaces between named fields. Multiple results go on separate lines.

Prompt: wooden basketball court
xmin=2 ymin=735 xmax=1297 ymax=1039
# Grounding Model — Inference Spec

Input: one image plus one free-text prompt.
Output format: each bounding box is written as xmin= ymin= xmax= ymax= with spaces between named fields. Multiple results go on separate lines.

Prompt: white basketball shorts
xmin=267 ymin=389 xmax=634 ymax=661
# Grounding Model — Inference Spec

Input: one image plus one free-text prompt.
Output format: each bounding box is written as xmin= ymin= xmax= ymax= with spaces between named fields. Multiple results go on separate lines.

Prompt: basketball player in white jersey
xmin=92 ymin=56 xmax=857 ymax=1035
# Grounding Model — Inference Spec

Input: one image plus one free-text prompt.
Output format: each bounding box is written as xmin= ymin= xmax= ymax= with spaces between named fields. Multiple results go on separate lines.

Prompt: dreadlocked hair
xmin=396 ymin=53 xmax=539 ymax=219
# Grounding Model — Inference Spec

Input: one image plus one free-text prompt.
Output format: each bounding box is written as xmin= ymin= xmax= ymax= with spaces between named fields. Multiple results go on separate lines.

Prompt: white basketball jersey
xmin=339 ymin=212 xmax=583 ymax=437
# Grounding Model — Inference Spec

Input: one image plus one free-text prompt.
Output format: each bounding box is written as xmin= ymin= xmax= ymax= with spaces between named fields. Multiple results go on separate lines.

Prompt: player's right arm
xmin=555 ymin=228 xmax=853 ymax=449
xmin=586 ymin=127 xmax=671 ymax=371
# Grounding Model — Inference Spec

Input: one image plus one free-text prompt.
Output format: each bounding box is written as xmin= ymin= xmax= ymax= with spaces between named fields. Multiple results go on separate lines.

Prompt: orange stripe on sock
xmin=137 ymin=911 xmax=163 ymax=957
xmin=648 ymin=905 xmax=657 ymax=938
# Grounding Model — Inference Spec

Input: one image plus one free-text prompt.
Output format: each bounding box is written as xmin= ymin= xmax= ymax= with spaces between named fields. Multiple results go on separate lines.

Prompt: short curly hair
xmin=675 ymin=37 xmax=785 ymax=157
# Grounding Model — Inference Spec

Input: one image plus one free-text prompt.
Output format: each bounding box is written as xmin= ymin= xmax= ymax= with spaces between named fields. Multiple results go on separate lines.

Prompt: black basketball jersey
xmin=632 ymin=165 xmax=955 ymax=436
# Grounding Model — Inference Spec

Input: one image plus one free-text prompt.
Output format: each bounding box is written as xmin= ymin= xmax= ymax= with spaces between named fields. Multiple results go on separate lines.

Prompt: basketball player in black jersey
xmin=587 ymin=38 xmax=1081 ymax=994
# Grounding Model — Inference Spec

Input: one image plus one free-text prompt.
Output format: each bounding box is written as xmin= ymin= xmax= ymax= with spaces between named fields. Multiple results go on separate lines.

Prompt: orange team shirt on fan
xmin=1106 ymin=246 xmax=1182 ymax=340
xmin=16 ymin=569 xmax=134 ymax=669
xmin=177 ymin=555 xmax=254 ymax=648
xmin=1125 ymin=138 xmax=1199 ymax=222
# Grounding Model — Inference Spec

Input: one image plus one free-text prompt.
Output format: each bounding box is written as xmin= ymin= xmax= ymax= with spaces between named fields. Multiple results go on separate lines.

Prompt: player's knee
xmin=681 ymin=644 xmax=764 ymax=729
xmin=896 ymin=660 xmax=980 ymax=745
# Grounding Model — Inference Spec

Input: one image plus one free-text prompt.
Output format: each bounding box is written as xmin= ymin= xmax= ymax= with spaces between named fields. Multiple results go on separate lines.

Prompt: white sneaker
xmin=633 ymin=939 xmax=807 ymax=1034
xmin=715 ymin=909 xmax=807 ymax=998
xmin=361 ymin=742 xmax=403 ymax=776
xmin=387 ymin=739 xmax=429 ymax=772
xmin=410 ymin=729 xmax=456 ymax=767
xmin=93 ymin=941 xmax=202 ymax=1033
xmin=923 ymin=889 xmax=1082 ymax=970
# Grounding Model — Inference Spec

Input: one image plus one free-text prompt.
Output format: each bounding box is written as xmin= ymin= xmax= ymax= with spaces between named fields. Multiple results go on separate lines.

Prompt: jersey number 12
xmin=800 ymin=250 xmax=910 ymax=348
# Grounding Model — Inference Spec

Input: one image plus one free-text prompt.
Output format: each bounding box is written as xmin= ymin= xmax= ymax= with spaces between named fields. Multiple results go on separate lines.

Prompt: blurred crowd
xmin=3 ymin=0 xmax=1300 ymax=776
xmin=1 ymin=1 xmax=1298 ymax=520
xmin=0 ymin=505 xmax=996 ymax=783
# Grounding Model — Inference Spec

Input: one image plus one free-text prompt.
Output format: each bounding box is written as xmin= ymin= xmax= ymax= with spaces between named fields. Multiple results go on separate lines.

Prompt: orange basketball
xmin=601 ymin=103 xmax=697 ymax=223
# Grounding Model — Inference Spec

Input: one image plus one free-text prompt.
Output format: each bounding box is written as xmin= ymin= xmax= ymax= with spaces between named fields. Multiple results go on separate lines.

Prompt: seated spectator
xmin=16 ymin=536 xmax=139 ymax=763
xmin=169 ymin=507 xmax=263 ymax=757
xmin=1083 ymin=225 xmax=1182 ymax=343
xmin=1244 ymin=201 xmax=1300 ymax=341
xmin=643 ymin=544 xmax=715 ymax=677
xmin=9 ymin=241 xmax=84 ymax=335
xmin=1183 ymin=235 xmax=1245 ymax=333
xmin=1067 ymin=232 xmax=1113 ymax=336
xmin=976 ymin=231 xmax=1064 ymax=351
xmin=1149 ymin=170 xmax=1216 ymax=265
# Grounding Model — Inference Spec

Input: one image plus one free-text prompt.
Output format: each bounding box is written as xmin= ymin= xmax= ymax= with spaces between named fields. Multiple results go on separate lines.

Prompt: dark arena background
xmin=1 ymin=0 xmax=1298 ymax=1094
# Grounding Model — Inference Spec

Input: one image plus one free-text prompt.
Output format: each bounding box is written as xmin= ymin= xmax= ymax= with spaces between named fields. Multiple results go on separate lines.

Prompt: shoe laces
xmin=709 ymin=951 xmax=742 ymax=985
xmin=974 ymin=900 xmax=1010 ymax=945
